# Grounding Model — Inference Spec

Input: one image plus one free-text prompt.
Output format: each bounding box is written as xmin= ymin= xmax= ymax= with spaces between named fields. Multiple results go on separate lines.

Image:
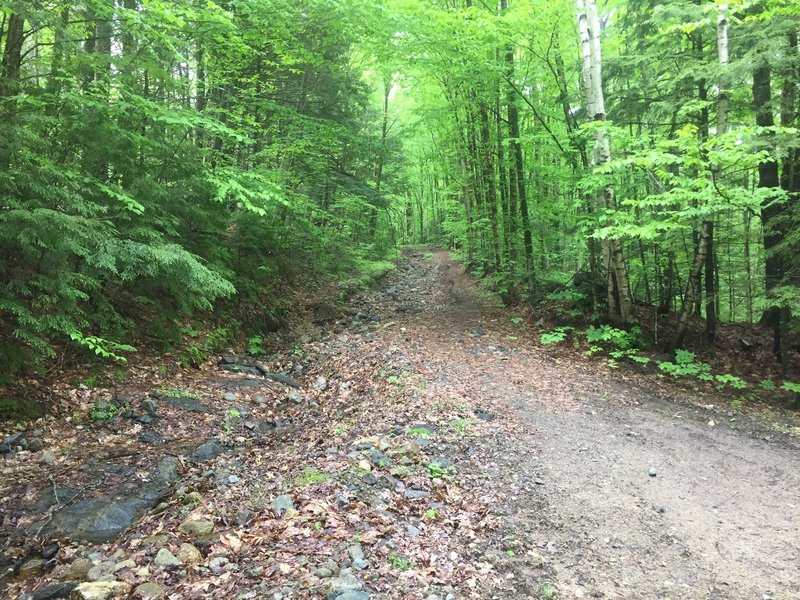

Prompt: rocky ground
xmin=1 ymin=249 xmax=799 ymax=600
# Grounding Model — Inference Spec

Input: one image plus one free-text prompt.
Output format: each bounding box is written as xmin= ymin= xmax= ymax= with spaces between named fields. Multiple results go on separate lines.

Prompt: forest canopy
xmin=1 ymin=0 xmax=799 ymax=376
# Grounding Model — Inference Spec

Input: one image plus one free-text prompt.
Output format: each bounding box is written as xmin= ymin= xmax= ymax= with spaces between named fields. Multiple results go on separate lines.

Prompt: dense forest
xmin=1 ymin=0 xmax=799 ymax=378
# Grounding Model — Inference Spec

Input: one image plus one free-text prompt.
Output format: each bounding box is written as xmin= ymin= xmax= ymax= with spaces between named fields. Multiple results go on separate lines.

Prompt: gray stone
xmin=132 ymin=582 xmax=166 ymax=599
xmin=19 ymin=558 xmax=45 ymax=577
xmin=178 ymin=518 xmax=214 ymax=537
xmin=140 ymin=399 xmax=158 ymax=417
xmin=28 ymin=438 xmax=44 ymax=452
xmin=138 ymin=432 xmax=162 ymax=444
xmin=154 ymin=548 xmax=180 ymax=567
xmin=71 ymin=581 xmax=131 ymax=600
xmin=272 ymin=494 xmax=295 ymax=515
xmin=176 ymin=543 xmax=202 ymax=565
xmin=256 ymin=369 xmax=300 ymax=388
xmin=251 ymin=395 xmax=267 ymax=407
xmin=347 ymin=545 xmax=364 ymax=562
xmin=40 ymin=449 xmax=57 ymax=465
xmin=474 ymin=408 xmax=493 ymax=421
xmin=164 ymin=396 xmax=213 ymax=413
xmin=227 ymin=475 xmax=240 ymax=485
xmin=154 ymin=457 xmax=180 ymax=483
xmin=314 ymin=567 xmax=334 ymax=578
xmin=328 ymin=574 xmax=362 ymax=593
xmin=191 ymin=440 xmax=224 ymax=462
xmin=63 ymin=558 xmax=94 ymax=581
xmin=223 ymin=392 xmax=238 ymax=402
xmin=233 ymin=510 xmax=253 ymax=526
xmin=351 ymin=558 xmax=368 ymax=571
xmin=335 ymin=593 xmax=370 ymax=600
xmin=287 ymin=389 xmax=303 ymax=404
xmin=31 ymin=583 xmax=77 ymax=600
xmin=112 ymin=559 xmax=135 ymax=573
xmin=313 ymin=377 xmax=328 ymax=391
xmin=35 ymin=488 xmax=165 ymax=544
xmin=649 ymin=467 xmax=657 ymax=477
xmin=404 ymin=489 xmax=429 ymax=500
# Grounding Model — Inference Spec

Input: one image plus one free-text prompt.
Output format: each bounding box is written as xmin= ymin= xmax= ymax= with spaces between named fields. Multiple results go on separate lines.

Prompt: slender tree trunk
xmin=478 ymin=102 xmax=501 ymax=272
xmin=669 ymin=220 xmax=712 ymax=351
xmin=576 ymin=0 xmax=634 ymax=326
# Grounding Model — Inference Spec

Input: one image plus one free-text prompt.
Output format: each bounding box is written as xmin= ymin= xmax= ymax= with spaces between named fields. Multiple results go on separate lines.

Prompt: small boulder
xmin=31 ymin=582 xmax=77 ymax=600
xmin=63 ymin=558 xmax=94 ymax=581
xmin=132 ymin=582 xmax=166 ymax=599
xmin=176 ymin=543 xmax=202 ymax=565
xmin=70 ymin=581 xmax=131 ymax=600
xmin=40 ymin=449 xmax=57 ymax=465
xmin=178 ymin=518 xmax=214 ymax=537
xmin=272 ymin=494 xmax=295 ymax=516
xmin=153 ymin=548 xmax=180 ymax=568
xmin=191 ymin=440 xmax=223 ymax=462
xmin=313 ymin=377 xmax=328 ymax=391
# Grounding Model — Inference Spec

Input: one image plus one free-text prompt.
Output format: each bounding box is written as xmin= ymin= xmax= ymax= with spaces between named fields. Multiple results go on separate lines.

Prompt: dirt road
xmin=383 ymin=249 xmax=800 ymax=599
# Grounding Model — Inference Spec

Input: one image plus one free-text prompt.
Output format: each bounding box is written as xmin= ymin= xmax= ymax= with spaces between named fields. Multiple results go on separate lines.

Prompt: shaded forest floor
xmin=2 ymin=249 xmax=799 ymax=599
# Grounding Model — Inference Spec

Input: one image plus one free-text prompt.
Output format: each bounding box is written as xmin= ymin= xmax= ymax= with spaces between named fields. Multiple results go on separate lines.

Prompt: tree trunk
xmin=504 ymin=22 xmax=535 ymax=295
xmin=576 ymin=0 xmax=634 ymax=326
xmin=0 ymin=12 xmax=24 ymax=97
xmin=478 ymin=102 xmax=501 ymax=272
xmin=669 ymin=220 xmax=712 ymax=351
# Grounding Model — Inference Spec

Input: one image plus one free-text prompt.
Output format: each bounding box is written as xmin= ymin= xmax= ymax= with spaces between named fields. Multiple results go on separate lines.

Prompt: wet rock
xmin=178 ymin=518 xmax=214 ymax=537
xmin=272 ymin=494 xmax=295 ymax=516
xmin=313 ymin=377 xmax=328 ymax=391
xmin=154 ymin=548 xmax=180 ymax=568
xmin=191 ymin=440 xmax=223 ymax=462
xmin=233 ymin=510 xmax=254 ymax=526
xmin=132 ymin=582 xmax=166 ymax=599
xmin=474 ymin=408 xmax=493 ymax=421
xmin=41 ymin=542 xmax=60 ymax=560
xmin=256 ymin=368 xmax=300 ymax=388
xmin=153 ymin=457 xmax=180 ymax=483
xmin=138 ymin=432 xmax=162 ymax=444
xmin=19 ymin=558 xmax=45 ymax=577
xmin=1 ymin=432 xmax=27 ymax=453
xmin=36 ymin=488 xmax=165 ymax=544
xmin=31 ymin=582 xmax=77 ymax=600
xmin=164 ymin=396 xmax=213 ymax=414
xmin=71 ymin=581 xmax=131 ymax=600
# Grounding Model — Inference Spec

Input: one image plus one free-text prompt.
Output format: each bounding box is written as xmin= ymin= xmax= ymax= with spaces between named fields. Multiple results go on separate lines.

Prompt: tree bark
xmin=576 ymin=0 xmax=634 ymax=326
xmin=1 ymin=12 xmax=24 ymax=97
xmin=669 ymin=220 xmax=712 ymax=351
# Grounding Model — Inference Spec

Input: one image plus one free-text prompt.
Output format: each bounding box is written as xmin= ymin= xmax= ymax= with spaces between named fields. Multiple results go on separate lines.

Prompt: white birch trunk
xmin=717 ymin=3 xmax=730 ymax=136
xmin=576 ymin=0 xmax=634 ymax=325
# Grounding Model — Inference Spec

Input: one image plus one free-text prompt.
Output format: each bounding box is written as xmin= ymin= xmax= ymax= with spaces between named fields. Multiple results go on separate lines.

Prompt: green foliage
xmin=389 ymin=554 xmax=413 ymax=571
xmin=247 ymin=336 xmax=266 ymax=356
xmin=585 ymin=325 xmax=638 ymax=350
xmin=292 ymin=467 xmax=328 ymax=487
xmin=156 ymin=387 xmax=199 ymax=400
xmin=427 ymin=463 xmax=457 ymax=480
xmin=69 ymin=332 xmax=137 ymax=363
xmin=406 ymin=427 xmax=433 ymax=439
xmin=88 ymin=403 xmax=120 ymax=421
xmin=540 ymin=326 xmax=574 ymax=345
xmin=657 ymin=350 xmax=712 ymax=379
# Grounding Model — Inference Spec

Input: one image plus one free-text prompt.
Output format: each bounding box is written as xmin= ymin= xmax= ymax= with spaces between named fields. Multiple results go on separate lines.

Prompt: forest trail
xmin=382 ymin=249 xmax=800 ymax=599
xmin=3 ymin=249 xmax=800 ymax=600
